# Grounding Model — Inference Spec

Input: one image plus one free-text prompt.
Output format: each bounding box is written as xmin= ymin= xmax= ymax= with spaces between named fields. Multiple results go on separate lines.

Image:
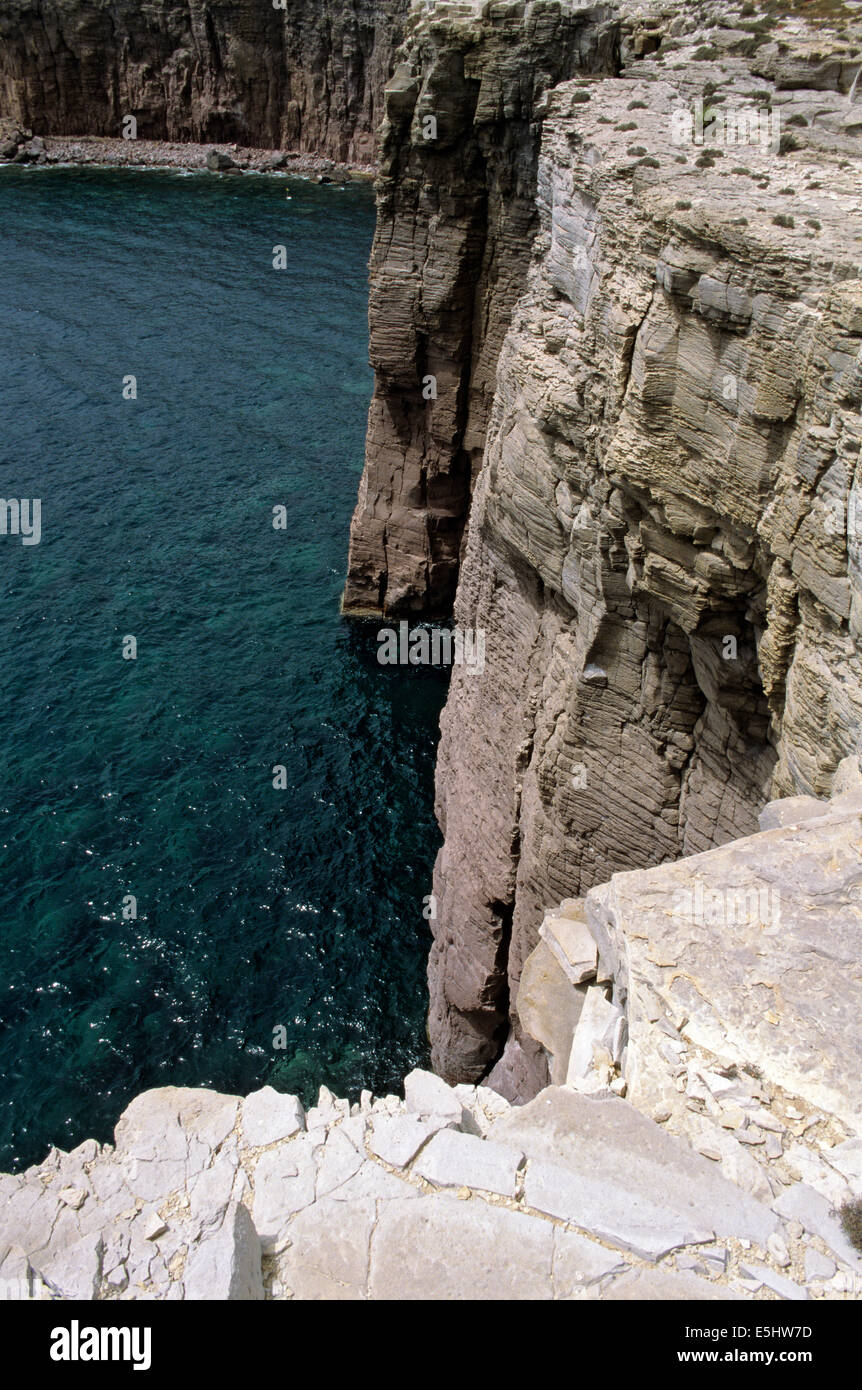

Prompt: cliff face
xmin=0 ymin=0 xmax=408 ymax=161
xmin=342 ymin=1 xmax=620 ymax=615
xmin=366 ymin=4 xmax=862 ymax=1089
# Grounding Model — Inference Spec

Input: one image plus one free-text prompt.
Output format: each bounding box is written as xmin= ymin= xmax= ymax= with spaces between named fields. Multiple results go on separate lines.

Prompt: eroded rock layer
xmin=422 ymin=3 xmax=862 ymax=1086
xmin=342 ymin=0 xmax=620 ymax=615
xmin=0 ymin=0 xmax=408 ymax=161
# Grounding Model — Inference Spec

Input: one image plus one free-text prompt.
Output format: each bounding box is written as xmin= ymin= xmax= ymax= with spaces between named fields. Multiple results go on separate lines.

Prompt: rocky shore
xmin=0 ymin=125 xmax=371 ymax=180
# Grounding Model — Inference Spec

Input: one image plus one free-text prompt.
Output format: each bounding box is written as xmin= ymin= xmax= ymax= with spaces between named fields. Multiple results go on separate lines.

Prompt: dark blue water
xmin=0 ymin=166 xmax=443 ymax=1171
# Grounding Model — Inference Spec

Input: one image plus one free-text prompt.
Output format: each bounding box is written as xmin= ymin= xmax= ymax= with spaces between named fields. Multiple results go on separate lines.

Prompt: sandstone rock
xmin=408 ymin=16 xmax=862 ymax=1086
xmin=517 ymin=939 xmax=586 ymax=1085
xmin=0 ymin=0 xmax=407 ymax=165
xmin=757 ymin=795 xmax=827 ymax=831
xmin=343 ymin=0 xmax=620 ymax=622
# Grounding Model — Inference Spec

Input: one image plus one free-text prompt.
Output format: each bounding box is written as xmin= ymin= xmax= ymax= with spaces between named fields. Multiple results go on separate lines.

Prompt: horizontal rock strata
xmin=422 ymin=0 xmax=862 ymax=1086
xmin=342 ymin=0 xmax=621 ymax=615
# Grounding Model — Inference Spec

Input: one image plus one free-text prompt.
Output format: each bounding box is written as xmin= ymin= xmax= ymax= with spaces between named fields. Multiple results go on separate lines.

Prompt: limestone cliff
xmin=343 ymin=2 xmax=862 ymax=1088
xmin=0 ymin=0 xmax=408 ymax=162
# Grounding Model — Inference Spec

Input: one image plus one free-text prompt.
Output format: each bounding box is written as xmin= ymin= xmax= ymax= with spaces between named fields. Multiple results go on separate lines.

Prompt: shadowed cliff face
xmin=342 ymin=2 xmax=620 ymax=616
xmin=412 ymin=5 xmax=862 ymax=1090
xmin=0 ymin=0 xmax=408 ymax=161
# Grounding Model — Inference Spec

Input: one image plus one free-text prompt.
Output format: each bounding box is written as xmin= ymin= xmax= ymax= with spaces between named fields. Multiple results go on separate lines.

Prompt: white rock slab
xmin=552 ymin=1227 xmax=629 ymax=1294
xmin=369 ymin=1196 xmax=554 ymax=1300
xmin=824 ymin=1137 xmax=862 ymax=1187
xmin=240 ymin=1087 xmax=304 ymax=1147
xmin=540 ymin=911 xmax=598 ymax=984
xmin=251 ymin=1132 xmax=322 ymax=1246
xmin=368 ymin=1113 xmax=453 ymax=1168
xmin=315 ymin=1126 xmax=364 ymax=1199
xmin=326 ymin=1161 xmax=418 ymax=1202
xmin=403 ymin=1069 xmax=465 ymax=1125
xmin=113 ymin=1087 xmax=239 ymax=1203
xmin=525 ymin=1158 xmax=713 ymax=1261
xmin=38 ymin=1232 xmax=103 ymax=1300
xmin=603 ymin=1267 xmax=747 ymax=1300
xmin=492 ymin=1089 xmax=779 ymax=1251
xmin=804 ymin=1248 xmax=836 ymax=1282
xmin=184 ymin=1202 xmax=263 ymax=1301
xmin=566 ymin=986 xmax=618 ymax=1084
xmin=739 ymin=1260 xmax=809 ymax=1301
xmin=278 ymin=1196 xmax=376 ymax=1300
xmin=773 ymin=1183 xmax=862 ymax=1273
xmin=413 ymin=1130 xmax=524 ymax=1198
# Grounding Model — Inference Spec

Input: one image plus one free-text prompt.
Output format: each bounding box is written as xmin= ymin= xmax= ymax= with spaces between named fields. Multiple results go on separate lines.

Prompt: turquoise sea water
xmin=0 ymin=167 xmax=444 ymax=1171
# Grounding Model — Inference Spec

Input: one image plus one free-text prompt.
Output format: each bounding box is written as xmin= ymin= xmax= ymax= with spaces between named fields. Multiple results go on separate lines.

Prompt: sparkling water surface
xmin=0 ymin=167 xmax=443 ymax=1170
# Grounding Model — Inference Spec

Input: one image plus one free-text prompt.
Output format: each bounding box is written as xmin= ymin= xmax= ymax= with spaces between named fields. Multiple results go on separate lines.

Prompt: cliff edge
xmin=349 ymin=0 xmax=862 ymax=1089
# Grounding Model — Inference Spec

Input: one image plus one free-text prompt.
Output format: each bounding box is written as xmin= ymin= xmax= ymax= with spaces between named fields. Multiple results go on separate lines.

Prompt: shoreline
xmin=0 ymin=131 xmax=377 ymax=181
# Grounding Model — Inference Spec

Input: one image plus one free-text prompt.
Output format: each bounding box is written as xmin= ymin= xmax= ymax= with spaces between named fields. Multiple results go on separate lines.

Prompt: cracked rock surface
xmin=2 ymin=777 xmax=860 ymax=1302
xmin=1 ymin=1052 xmax=858 ymax=1300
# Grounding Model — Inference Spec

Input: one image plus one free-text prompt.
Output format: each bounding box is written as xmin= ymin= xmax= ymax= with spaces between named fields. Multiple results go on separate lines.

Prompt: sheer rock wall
xmin=0 ymin=0 xmax=409 ymax=162
xmin=342 ymin=0 xmax=620 ymax=615
xmin=419 ymin=5 xmax=862 ymax=1089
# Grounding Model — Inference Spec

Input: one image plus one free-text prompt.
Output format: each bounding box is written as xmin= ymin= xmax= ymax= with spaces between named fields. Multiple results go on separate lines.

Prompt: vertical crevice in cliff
xmin=0 ymin=0 xmax=408 ymax=158
xmin=343 ymin=3 xmax=623 ymax=619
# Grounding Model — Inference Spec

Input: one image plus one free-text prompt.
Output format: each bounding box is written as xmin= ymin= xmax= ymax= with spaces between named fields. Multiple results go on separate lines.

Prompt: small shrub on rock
xmin=839 ymin=1197 xmax=862 ymax=1254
